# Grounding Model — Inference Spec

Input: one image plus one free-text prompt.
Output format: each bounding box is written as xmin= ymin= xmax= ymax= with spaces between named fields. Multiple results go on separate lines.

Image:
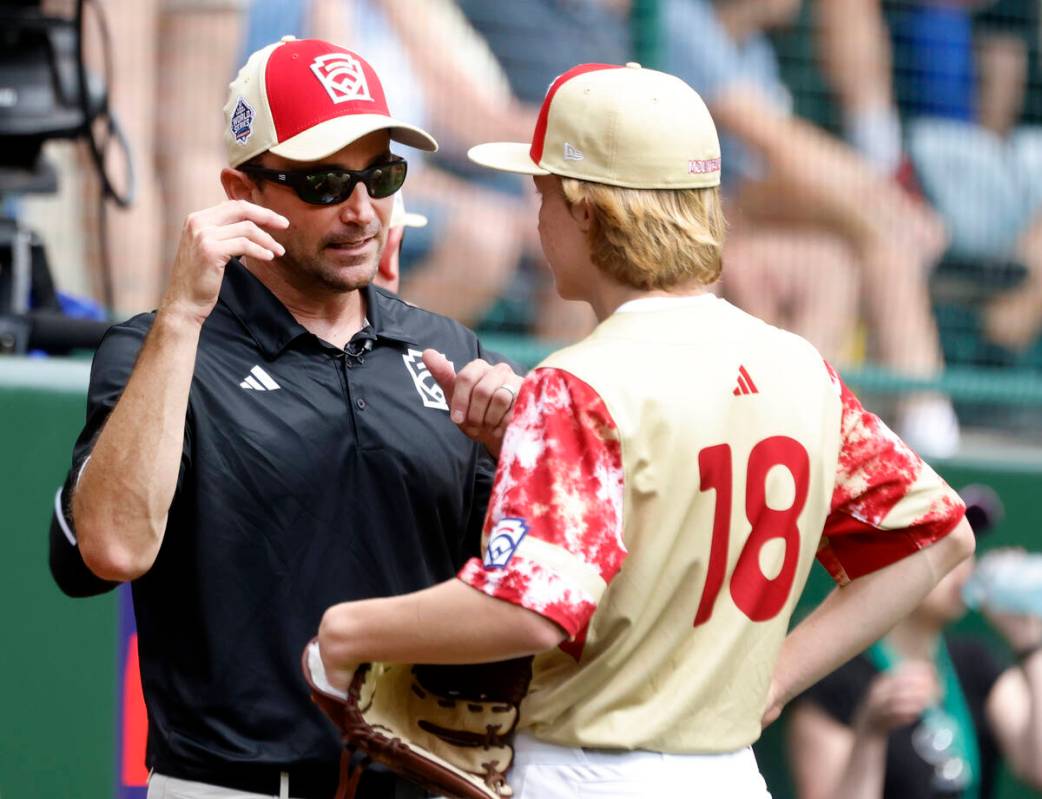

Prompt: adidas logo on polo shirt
xmin=240 ymin=365 xmax=281 ymax=391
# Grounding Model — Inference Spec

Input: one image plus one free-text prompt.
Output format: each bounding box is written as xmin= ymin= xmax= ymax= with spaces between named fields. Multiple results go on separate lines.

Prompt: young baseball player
xmin=314 ymin=63 xmax=975 ymax=796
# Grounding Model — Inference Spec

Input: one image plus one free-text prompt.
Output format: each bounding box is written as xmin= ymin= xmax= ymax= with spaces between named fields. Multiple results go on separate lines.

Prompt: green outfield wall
xmin=0 ymin=358 xmax=116 ymax=799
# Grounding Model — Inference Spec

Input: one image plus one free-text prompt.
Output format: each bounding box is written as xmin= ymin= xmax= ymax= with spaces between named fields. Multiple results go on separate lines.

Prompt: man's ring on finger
xmin=495 ymin=384 xmax=517 ymax=404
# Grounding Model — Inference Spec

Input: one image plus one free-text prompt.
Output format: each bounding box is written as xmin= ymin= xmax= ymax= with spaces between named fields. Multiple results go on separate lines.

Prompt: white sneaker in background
xmin=896 ymin=396 xmax=961 ymax=460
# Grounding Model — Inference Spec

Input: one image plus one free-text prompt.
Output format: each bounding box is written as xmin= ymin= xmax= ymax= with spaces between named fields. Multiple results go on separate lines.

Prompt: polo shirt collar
xmin=219 ymin=259 xmax=418 ymax=358
xmin=365 ymin=285 xmax=419 ymax=347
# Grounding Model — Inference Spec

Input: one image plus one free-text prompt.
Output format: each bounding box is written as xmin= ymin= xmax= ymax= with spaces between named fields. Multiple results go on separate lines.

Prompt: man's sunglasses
xmin=239 ymin=158 xmax=408 ymax=205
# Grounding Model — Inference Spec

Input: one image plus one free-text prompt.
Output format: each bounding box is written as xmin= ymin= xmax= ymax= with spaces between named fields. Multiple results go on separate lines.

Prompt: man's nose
xmin=339 ymin=181 xmax=377 ymax=226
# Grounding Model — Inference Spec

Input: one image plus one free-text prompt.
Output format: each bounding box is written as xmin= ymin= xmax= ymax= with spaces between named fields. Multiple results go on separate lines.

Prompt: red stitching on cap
xmin=529 ymin=64 xmax=622 ymax=165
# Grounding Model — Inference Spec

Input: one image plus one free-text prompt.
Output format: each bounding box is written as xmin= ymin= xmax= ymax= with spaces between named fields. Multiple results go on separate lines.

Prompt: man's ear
xmin=221 ymin=167 xmax=257 ymax=202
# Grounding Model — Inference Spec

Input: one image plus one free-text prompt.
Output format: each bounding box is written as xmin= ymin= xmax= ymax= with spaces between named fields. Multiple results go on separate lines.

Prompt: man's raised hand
xmin=161 ymin=200 xmax=289 ymax=324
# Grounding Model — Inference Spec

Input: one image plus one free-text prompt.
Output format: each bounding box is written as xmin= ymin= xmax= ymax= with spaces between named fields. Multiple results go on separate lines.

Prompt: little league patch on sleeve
xmin=231 ymin=96 xmax=255 ymax=145
xmin=484 ymin=518 xmax=529 ymax=569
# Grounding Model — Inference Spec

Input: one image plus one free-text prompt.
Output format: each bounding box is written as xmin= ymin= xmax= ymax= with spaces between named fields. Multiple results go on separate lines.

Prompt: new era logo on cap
xmin=563 ymin=142 xmax=585 ymax=161
xmin=223 ymin=36 xmax=437 ymax=167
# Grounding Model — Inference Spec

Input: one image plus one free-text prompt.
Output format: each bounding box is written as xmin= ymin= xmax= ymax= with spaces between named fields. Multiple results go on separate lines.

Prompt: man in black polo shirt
xmin=49 ymin=38 xmax=521 ymax=799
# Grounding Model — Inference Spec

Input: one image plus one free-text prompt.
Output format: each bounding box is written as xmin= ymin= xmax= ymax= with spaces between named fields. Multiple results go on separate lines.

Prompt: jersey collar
xmin=219 ymin=259 xmax=417 ymax=358
xmin=614 ymin=293 xmax=718 ymax=315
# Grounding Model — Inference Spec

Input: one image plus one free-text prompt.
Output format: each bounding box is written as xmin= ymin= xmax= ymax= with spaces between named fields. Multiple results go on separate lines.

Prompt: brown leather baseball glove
xmin=302 ymin=639 xmax=532 ymax=799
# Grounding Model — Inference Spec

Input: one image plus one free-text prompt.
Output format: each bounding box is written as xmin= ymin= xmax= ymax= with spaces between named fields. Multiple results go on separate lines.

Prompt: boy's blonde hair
xmin=559 ymin=178 xmax=726 ymax=290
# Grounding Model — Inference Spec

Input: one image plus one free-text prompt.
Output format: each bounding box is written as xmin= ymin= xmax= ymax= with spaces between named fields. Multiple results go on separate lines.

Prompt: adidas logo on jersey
xmin=240 ymin=365 xmax=281 ymax=391
xmin=732 ymin=365 xmax=758 ymax=396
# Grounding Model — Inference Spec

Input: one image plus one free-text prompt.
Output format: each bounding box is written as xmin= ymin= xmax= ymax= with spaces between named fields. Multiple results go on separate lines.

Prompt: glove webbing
xmin=334 ymin=747 xmax=370 ymax=799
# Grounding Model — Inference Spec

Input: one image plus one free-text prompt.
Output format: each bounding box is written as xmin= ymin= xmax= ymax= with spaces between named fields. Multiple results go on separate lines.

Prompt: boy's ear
xmin=570 ymin=197 xmax=594 ymax=232
xmin=376 ymin=226 xmax=404 ymax=293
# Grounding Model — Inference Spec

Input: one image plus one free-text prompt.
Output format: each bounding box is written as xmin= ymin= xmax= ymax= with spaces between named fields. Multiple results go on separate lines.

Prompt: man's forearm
xmin=827 ymin=724 xmax=890 ymax=799
xmin=816 ymin=0 xmax=893 ymax=115
xmin=770 ymin=518 xmax=975 ymax=714
xmin=73 ymin=309 xmax=203 ymax=581
xmin=1016 ymin=652 xmax=1042 ymax=786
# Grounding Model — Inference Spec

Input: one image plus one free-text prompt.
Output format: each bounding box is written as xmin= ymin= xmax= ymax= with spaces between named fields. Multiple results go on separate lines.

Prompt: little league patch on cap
xmin=468 ymin=62 xmax=721 ymax=190
xmin=224 ymin=36 xmax=438 ymax=167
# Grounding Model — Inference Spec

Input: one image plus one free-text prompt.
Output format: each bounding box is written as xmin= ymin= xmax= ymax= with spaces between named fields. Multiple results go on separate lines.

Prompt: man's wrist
xmin=155 ymin=304 xmax=207 ymax=336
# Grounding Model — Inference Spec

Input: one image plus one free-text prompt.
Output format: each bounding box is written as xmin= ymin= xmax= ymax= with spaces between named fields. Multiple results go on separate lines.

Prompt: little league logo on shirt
xmin=402 ymin=349 xmax=449 ymax=411
xmin=311 ymin=53 xmax=373 ymax=105
xmin=484 ymin=518 xmax=529 ymax=569
xmin=230 ymin=97 xmax=255 ymax=144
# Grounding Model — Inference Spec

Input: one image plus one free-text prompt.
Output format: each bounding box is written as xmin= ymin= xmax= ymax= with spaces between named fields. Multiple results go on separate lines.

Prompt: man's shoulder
xmin=370 ymin=286 xmax=481 ymax=349
xmin=92 ymin=311 xmax=156 ymax=364
xmin=107 ymin=310 xmax=157 ymax=336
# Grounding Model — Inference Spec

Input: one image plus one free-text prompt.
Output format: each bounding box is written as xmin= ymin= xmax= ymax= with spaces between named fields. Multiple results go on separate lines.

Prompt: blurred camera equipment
xmin=0 ymin=0 xmax=131 ymax=354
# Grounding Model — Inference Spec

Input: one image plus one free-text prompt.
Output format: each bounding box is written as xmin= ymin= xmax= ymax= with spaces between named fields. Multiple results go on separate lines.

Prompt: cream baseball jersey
xmin=457 ymin=294 xmax=964 ymax=753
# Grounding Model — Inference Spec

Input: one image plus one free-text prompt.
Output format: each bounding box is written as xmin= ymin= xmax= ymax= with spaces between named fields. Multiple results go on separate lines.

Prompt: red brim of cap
xmin=467 ymin=142 xmax=550 ymax=176
xmin=270 ymin=113 xmax=437 ymax=162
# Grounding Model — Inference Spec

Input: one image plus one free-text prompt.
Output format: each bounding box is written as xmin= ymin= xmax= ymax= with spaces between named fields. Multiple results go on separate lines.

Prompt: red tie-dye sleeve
xmin=457 ymin=367 xmax=626 ymax=637
xmin=817 ymin=363 xmax=965 ymax=585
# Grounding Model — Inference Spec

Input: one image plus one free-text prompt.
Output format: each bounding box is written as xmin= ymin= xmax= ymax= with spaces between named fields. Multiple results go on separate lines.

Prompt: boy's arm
xmin=765 ymin=516 xmax=974 ymax=726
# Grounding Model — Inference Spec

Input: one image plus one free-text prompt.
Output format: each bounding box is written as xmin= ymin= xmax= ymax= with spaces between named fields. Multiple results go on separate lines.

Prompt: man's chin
xmin=315 ymin=260 xmax=380 ymax=293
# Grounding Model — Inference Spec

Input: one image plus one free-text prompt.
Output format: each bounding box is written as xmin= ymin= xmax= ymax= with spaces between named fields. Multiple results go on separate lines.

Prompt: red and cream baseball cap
xmin=223 ymin=36 xmax=438 ymax=167
xmin=469 ymin=62 xmax=720 ymax=189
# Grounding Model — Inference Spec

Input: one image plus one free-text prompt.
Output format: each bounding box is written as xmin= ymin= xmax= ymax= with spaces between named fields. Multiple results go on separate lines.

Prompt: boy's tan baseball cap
xmin=223 ymin=36 xmax=437 ymax=167
xmin=469 ymin=62 xmax=721 ymax=189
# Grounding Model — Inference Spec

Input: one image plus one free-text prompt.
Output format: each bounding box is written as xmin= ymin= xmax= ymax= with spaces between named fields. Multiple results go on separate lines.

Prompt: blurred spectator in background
xmin=816 ymin=0 xmax=905 ymax=174
xmin=456 ymin=0 xmax=632 ymax=107
xmin=892 ymin=0 xmax=1042 ymax=352
xmin=83 ymin=0 xmax=246 ymax=314
xmin=456 ymin=0 xmax=634 ymax=341
xmin=786 ymin=545 xmax=1042 ymax=799
xmin=663 ymin=0 xmax=960 ymax=458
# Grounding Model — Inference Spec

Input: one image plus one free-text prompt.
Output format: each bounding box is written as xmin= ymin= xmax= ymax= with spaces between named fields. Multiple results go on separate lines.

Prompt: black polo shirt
xmin=53 ymin=259 xmax=499 ymax=783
